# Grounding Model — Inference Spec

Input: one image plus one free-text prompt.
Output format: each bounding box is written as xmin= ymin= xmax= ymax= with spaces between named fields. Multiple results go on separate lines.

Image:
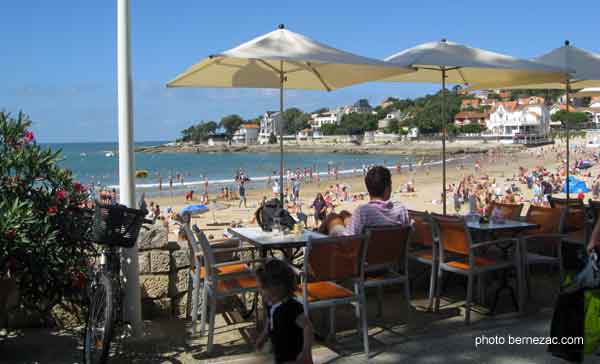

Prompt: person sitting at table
xmin=255 ymin=259 xmax=314 ymax=364
xmin=338 ymin=210 xmax=352 ymax=227
xmin=317 ymin=212 xmax=346 ymax=236
xmin=344 ymin=166 xmax=409 ymax=236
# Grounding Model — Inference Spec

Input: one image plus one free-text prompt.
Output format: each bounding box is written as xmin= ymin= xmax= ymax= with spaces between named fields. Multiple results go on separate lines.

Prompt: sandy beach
xmin=144 ymin=137 xmax=592 ymax=241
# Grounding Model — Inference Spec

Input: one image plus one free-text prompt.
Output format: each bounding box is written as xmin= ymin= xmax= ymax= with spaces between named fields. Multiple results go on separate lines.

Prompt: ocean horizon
xmin=43 ymin=141 xmax=434 ymax=195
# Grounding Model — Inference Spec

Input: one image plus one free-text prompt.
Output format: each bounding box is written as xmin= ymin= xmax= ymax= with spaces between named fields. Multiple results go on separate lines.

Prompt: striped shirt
xmin=345 ymin=199 xmax=409 ymax=235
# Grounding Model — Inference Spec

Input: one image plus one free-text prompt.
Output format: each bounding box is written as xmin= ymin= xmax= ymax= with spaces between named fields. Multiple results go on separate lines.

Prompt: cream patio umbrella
xmin=383 ymin=39 xmax=566 ymax=214
xmin=495 ymin=41 xmax=600 ymax=200
xmin=574 ymin=88 xmax=600 ymax=98
xmin=167 ymin=25 xmax=413 ymax=203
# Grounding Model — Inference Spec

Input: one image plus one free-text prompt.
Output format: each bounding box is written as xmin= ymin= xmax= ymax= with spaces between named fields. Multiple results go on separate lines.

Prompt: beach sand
xmin=148 ymin=140 xmax=585 ymax=241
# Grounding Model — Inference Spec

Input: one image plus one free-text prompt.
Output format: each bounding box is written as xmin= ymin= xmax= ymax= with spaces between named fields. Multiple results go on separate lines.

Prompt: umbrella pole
xmin=441 ymin=68 xmax=447 ymax=215
xmin=565 ymin=79 xmax=571 ymax=201
xmin=279 ymin=61 xmax=285 ymax=205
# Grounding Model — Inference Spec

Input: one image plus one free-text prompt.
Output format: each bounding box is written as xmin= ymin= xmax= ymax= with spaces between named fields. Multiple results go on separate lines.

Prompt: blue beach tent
xmin=562 ymin=176 xmax=590 ymax=193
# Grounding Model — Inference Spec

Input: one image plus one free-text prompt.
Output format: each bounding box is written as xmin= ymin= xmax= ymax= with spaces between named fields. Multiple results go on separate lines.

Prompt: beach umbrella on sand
xmin=167 ymin=25 xmax=413 ymax=204
xmin=181 ymin=202 xmax=229 ymax=225
xmin=496 ymin=41 xmax=600 ymax=200
xmin=383 ymin=39 xmax=566 ymax=214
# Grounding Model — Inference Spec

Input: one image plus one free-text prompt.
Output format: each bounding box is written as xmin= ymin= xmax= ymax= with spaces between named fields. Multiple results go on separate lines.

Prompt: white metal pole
xmin=117 ymin=0 xmax=142 ymax=337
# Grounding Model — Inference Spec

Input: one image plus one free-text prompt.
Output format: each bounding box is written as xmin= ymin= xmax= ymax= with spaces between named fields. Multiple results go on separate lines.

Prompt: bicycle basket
xmin=92 ymin=204 xmax=146 ymax=248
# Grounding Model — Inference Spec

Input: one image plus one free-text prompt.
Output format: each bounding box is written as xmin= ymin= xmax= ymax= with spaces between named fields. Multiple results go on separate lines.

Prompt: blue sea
xmin=44 ymin=141 xmax=424 ymax=196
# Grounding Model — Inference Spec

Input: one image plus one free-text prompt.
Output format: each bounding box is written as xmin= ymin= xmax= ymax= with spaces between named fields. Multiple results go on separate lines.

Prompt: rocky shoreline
xmin=135 ymin=140 xmax=525 ymax=156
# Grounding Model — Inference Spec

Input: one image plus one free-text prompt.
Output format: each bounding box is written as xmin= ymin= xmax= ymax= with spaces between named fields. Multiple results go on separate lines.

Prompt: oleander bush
xmin=0 ymin=111 xmax=94 ymax=321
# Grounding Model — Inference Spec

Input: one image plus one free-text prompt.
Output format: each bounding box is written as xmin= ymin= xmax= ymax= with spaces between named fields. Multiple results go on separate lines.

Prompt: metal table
xmin=466 ymin=219 xmax=538 ymax=314
xmin=227 ymin=227 xmax=326 ymax=260
xmin=466 ymin=219 xmax=538 ymax=233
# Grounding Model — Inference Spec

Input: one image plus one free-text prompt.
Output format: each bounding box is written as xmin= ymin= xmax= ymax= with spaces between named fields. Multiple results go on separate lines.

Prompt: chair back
xmin=587 ymin=200 xmax=600 ymax=226
xmin=559 ymin=205 xmax=586 ymax=234
xmin=180 ymin=223 xmax=203 ymax=273
xmin=525 ymin=205 xmax=562 ymax=235
xmin=487 ymin=202 xmax=524 ymax=220
xmin=364 ymin=225 xmax=412 ymax=270
xmin=431 ymin=213 xmax=471 ymax=257
xmin=191 ymin=225 xmax=217 ymax=278
xmin=549 ymin=196 xmax=583 ymax=209
xmin=408 ymin=210 xmax=435 ymax=247
xmin=304 ymin=234 xmax=368 ymax=283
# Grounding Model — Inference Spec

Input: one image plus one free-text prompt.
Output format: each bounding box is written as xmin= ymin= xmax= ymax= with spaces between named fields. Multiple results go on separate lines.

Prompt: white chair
xmin=181 ymin=224 xmax=261 ymax=353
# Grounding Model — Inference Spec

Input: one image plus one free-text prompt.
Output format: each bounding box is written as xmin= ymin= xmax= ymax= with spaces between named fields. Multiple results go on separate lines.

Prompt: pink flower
xmin=47 ymin=206 xmax=57 ymax=215
xmin=73 ymin=182 xmax=85 ymax=192
xmin=56 ymin=189 xmax=66 ymax=200
xmin=23 ymin=130 xmax=34 ymax=143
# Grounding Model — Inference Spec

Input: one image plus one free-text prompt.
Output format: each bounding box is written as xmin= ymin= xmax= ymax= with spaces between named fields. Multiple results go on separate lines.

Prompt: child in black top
xmin=255 ymin=259 xmax=314 ymax=364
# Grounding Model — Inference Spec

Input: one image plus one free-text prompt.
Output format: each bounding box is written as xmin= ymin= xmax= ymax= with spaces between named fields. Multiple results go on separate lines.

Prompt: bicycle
xmin=83 ymin=203 xmax=149 ymax=364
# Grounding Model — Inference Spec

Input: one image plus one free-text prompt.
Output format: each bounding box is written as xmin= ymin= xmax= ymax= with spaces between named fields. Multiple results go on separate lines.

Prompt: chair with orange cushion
xmin=363 ymin=225 xmax=412 ymax=317
xmin=295 ymin=234 xmax=370 ymax=359
xmin=407 ymin=210 xmax=438 ymax=311
xmin=181 ymin=223 xmax=262 ymax=353
xmin=520 ymin=205 xmax=565 ymax=297
xmin=431 ymin=213 xmax=523 ymax=324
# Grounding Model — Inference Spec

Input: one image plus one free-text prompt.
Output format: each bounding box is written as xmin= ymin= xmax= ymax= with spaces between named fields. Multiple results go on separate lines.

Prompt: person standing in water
xmin=238 ymin=179 xmax=247 ymax=208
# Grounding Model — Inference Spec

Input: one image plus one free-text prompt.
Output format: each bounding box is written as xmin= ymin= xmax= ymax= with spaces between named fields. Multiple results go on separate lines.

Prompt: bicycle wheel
xmin=83 ymin=273 xmax=114 ymax=364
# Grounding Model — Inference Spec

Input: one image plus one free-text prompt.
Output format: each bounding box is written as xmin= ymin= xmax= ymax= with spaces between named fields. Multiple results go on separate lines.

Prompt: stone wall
xmin=137 ymin=225 xmax=190 ymax=319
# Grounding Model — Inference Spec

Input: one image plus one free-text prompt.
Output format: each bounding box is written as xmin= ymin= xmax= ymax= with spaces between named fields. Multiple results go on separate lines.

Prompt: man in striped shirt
xmin=345 ymin=166 xmax=409 ymax=235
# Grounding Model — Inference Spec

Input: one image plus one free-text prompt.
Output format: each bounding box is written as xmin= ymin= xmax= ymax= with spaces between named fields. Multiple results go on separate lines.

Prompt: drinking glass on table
xmin=273 ymin=217 xmax=282 ymax=235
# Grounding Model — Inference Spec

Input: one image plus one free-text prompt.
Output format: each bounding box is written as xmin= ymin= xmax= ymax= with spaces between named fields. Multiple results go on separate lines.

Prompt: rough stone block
xmin=138 ymin=252 xmax=151 ymax=274
xmin=171 ymin=249 xmax=191 ymax=269
xmin=169 ymin=268 xmax=190 ymax=296
xmin=150 ymin=250 xmax=171 ymax=273
xmin=140 ymin=275 xmax=169 ymax=299
xmin=137 ymin=225 xmax=169 ymax=251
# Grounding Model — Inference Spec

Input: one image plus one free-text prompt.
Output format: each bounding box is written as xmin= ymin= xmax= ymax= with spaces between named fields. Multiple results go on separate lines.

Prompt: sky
xmin=2 ymin=1 xmax=599 ymax=142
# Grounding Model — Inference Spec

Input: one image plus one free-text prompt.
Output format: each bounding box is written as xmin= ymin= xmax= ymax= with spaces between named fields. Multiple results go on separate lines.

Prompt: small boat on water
xmin=105 ymin=151 xmax=115 ymax=157
xmin=80 ymin=152 xmax=87 ymax=157
xmin=136 ymin=170 xmax=149 ymax=178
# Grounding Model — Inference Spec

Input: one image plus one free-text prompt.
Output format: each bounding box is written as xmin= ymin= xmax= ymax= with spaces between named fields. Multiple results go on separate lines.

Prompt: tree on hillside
xmin=405 ymin=90 xmax=462 ymax=134
xmin=551 ymin=111 xmax=588 ymax=127
xmin=320 ymin=124 xmax=339 ymax=136
xmin=460 ymin=123 xmax=485 ymax=134
xmin=282 ymin=107 xmax=310 ymax=134
xmin=338 ymin=112 xmax=378 ymax=135
xmin=220 ymin=114 xmax=244 ymax=140
xmin=509 ymin=89 xmax=564 ymax=103
xmin=312 ymin=107 xmax=329 ymax=114
xmin=384 ymin=119 xmax=400 ymax=134
xmin=180 ymin=121 xmax=218 ymax=143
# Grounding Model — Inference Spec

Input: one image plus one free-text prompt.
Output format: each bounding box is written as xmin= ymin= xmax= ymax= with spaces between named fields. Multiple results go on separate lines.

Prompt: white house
xmin=487 ymin=101 xmax=550 ymax=137
xmin=258 ymin=111 xmax=281 ymax=144
xmin=378 ymin=110 xmax=407 ymax=130
xmin=582 ymin=100 xmax=600 ymax=125
xmin=311 ymin=110 xmax=341 ymax=128
xmin=232 ymin=124 xmax=260 ymax=145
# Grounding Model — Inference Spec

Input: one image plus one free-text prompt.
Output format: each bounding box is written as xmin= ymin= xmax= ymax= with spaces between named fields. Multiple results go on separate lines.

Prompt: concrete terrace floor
xmin=1 ymin=270 xmax=597 ymax=364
